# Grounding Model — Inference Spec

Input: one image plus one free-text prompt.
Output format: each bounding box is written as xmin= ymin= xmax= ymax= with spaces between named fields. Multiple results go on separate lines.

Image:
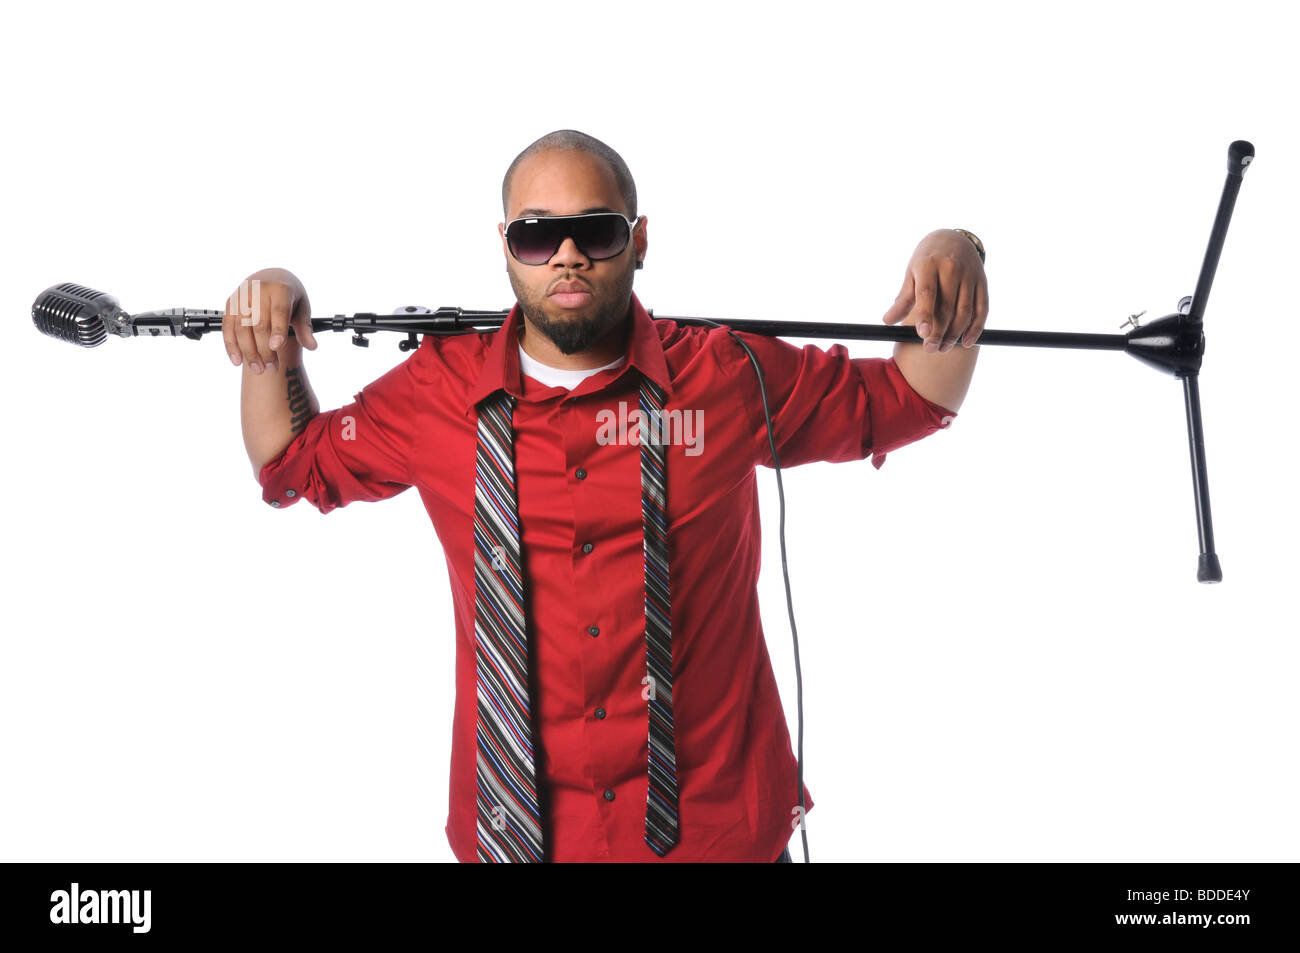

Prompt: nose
xmin=550 ymin=234 xmax=591 ymax=269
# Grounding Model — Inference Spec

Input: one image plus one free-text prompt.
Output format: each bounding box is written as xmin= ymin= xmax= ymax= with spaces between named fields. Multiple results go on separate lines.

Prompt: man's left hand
xmin=881 ymin=228 xmax=989 ymax=353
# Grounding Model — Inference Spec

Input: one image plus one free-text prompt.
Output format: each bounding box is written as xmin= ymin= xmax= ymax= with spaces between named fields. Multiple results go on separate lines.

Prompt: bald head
xmin=502 ymin=129 xmax=637 ymax=221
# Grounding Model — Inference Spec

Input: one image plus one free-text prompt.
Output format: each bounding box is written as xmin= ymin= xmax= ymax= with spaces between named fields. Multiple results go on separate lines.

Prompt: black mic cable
xmin=685 ymin=317 xmax=810 ymax=863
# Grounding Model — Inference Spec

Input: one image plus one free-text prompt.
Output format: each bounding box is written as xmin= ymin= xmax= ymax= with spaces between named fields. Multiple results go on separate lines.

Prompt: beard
xmin=508 ymin=260 xmax=636 ymax=356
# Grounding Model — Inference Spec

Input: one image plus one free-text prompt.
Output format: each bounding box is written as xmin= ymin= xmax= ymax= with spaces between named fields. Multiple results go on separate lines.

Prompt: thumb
xmin=881 ymin=271 xmax=915 ymax=324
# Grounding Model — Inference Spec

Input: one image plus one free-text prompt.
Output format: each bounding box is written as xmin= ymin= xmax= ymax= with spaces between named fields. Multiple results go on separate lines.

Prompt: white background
xmin=2 ymin=0 xmax=1295 ymax=863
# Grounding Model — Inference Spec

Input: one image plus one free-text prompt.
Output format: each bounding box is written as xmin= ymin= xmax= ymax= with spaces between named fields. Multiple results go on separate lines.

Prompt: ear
xmin=633 ymin=214 xmax=648 ymax=267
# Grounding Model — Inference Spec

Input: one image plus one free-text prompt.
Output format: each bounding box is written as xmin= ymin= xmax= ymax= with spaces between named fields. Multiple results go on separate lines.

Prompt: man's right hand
xmin=223 ymin=267 xmax=318 ymax=373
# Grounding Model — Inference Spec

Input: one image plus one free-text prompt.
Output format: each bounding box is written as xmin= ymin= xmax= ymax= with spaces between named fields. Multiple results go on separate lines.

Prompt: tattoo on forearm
xmin=286 ymin=366 xmax=312 ymax=434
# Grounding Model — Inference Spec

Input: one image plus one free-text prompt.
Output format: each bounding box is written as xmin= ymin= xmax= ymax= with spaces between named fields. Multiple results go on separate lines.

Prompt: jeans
xmin=775 ymin=844 xmax=792 ymax=863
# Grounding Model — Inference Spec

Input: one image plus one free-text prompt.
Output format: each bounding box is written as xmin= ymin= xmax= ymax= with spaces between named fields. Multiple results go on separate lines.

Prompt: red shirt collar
xmin=462 ymin=290 xmax=673 ymax=415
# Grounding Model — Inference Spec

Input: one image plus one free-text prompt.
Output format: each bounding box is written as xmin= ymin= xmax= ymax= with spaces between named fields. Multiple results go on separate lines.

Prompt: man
xmin=224 ymin=129 xmax=986 ymax=862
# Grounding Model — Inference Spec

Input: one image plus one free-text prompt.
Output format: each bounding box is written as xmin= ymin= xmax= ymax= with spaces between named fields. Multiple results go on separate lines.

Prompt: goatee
xmin=510 ymin=267 xmax=635 ymax=356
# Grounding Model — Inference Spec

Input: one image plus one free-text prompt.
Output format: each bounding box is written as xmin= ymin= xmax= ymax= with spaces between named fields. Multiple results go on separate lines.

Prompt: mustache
xmin=549 ymin=276 xmax=593 ymax=294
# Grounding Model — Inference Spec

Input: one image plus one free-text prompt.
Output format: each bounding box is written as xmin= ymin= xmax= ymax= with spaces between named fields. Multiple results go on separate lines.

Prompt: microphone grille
xmin=32 ymin=282 xmax=121 ymax=347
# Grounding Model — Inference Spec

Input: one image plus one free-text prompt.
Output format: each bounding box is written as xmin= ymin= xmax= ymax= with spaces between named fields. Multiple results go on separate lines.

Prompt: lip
xmin=548 ymin=283 xmax=593 ymax=309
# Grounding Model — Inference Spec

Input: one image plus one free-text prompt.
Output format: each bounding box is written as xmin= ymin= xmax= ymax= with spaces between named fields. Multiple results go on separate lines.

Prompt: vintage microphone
xmin=33 ymin=139 xmax=1253 ymax=585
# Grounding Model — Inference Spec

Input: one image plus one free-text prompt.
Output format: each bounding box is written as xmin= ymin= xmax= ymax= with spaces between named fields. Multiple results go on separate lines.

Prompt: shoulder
xmin=651 ymin=314 xmax=753 ymax=366
xmin=404 ymin=327 xmax=494 ymax=385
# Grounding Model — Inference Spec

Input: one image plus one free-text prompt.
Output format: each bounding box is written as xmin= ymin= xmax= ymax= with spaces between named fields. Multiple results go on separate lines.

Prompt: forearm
xmin=891 ymin=324 xmax=979 ymax=413
xmin=241 ymin=339 xmax=321 ymax=477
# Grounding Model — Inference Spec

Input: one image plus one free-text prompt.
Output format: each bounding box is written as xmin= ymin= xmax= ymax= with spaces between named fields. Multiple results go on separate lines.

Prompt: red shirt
xmin=258 ymin=291 xmax=957 ymax=862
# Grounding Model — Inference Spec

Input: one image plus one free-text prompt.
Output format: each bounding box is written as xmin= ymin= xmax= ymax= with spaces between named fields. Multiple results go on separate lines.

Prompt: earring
xmin=635 ymin=260 xmax=644 ymax=270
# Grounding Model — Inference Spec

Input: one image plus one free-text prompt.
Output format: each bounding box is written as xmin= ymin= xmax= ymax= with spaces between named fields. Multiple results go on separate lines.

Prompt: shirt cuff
xmin=256 ymin=416 xmax=325 ymax=509
xmin=863 ymin=357 xmax=958 ymax=470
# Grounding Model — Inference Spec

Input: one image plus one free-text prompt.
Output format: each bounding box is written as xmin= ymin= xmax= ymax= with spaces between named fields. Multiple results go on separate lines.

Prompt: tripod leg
xmin=1181 ymin=372 xmax=1222 ymax=582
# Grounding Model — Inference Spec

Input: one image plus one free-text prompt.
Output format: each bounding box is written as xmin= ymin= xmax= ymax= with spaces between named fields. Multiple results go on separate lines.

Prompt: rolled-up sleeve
xmin=717 ymin=329 xmax=957 ymax=470
xmin=257 ymin=357 xmax=421 ymax=513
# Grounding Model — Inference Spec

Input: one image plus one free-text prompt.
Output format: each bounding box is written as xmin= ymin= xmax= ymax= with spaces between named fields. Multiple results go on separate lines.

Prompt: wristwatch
xmin=953 ymin=228 xmax=985 ymax=265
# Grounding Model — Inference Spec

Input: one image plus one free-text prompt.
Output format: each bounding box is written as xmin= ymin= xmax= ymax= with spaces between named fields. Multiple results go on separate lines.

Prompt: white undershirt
xmin=518 ymin=341 xmax=625 ymax=390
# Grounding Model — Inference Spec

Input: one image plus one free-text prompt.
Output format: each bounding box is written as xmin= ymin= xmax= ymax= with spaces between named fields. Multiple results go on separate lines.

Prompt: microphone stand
xmin=32 ymin=141 xmax=1255 ymax=583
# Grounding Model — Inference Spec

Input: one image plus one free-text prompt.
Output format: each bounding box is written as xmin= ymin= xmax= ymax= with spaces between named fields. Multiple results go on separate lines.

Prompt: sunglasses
xmin=504 ymin=211 xmax=641 ymax=266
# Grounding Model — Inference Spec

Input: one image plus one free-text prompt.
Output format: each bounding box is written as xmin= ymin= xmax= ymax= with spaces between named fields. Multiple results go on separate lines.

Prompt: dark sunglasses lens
xmin=572 ymin=215 xmax=628 ymax=259
xmin=507 ymin=220 xmax=561 ymax=265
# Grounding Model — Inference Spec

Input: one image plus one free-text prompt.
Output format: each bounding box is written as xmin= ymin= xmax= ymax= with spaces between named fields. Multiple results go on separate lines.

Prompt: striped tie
xmin=474 ymin=375 xmax=678 ymax=862
xmin=639 ymin=374 xmax=679 ymax=855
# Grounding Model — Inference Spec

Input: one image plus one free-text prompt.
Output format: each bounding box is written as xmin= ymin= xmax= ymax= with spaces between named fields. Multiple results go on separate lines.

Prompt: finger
xmin=222 ymin=293 xmax=242 ymax=366
xmin=944 ymin=278 xmax=974 ymax=352
xmin=234 ymin=279 xmax=264 ymax=373
xmin=929 ymin=257 xmax=962 ymax=351
xmin=881 ymin=270 xmax=916 ymax=325
xmin=268 ymin=288 xmax=292 ymax=353
xmin=257 ymin=286 xmax=290 ymax=370
xmin=965 ymin=278 xmax=989 ymax=347
xmin=293 ymin=293 xmax=317 ymax=350
xmin=912 ymin=263 xmax=939 ymax=347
